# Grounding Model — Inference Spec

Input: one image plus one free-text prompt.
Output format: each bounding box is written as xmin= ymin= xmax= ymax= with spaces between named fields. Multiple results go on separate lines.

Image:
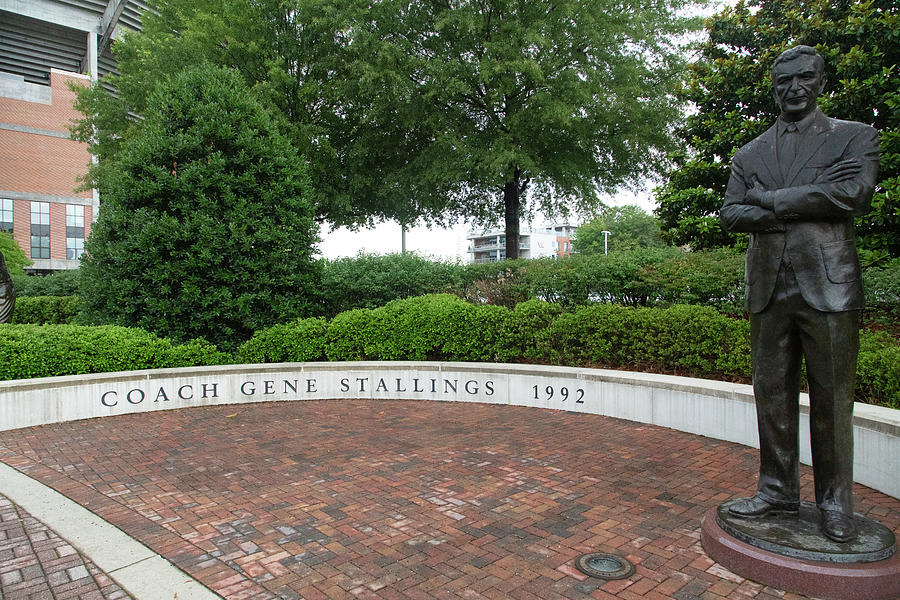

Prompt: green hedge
xmin=11 ymin=270 xmax=80 ymax=297
xmin=323 ymin=295 xmax=510 ymax=362
xmin=863 ymin=258 xmax=900 ymax=326
xmin=10 ymin=296 xmax=80 ymax=324
xmin=0 ymin=324 xmax=229 ymax=380
xmin=239 ymin=295 xmax=898 ymax=408
xmin=857 ymin=332 xmax=900 ymax=409
xmin=4 ymin=295 xmax=897 ymax=408
xmin=313 ymin=249 xmax=748 ymax=316
xmin=243 ymin=295 xmax=751 ymax=376
xmin=549 ymin=303 xmax=752 ymax=378
xmin=235 ymin=317 xmax=328 ymax=363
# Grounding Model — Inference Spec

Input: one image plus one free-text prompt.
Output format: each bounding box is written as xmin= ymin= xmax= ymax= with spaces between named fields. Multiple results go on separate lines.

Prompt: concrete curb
xmin=0 ymin=462 xmax=221 ymax=600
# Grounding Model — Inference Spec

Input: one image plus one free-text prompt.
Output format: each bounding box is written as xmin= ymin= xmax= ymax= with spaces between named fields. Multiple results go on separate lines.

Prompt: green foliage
xmin=857 ymin=331 xmax=900 ymax=409
xmin=0 ymin=324 xmax=228 ymax=380
xmin=863 ymin=258 xmax=900 ymax=326
xmin=323 ymin=295 xmax=509 ymax=362
xmin=0 ymin=232 xmax=29 ymax=275
xmin=78 ymin=65 xmax=320 ymax=349
xmin=236 ymin=317 xmax=328 ymax=363
xmin=10 ymin=296 xmax=79 ymax=324
xmin=574 ymin=205 xmax=666 ymax=254
xmin=4 ymin=293 xmax=897 ymax=407
xmin=458 ymin=264 xmax=533 ymax=309
xmin=551 ymin=304 xmax=753 ymax=379
xmin=655 ymin=0 xmax=900 ymax=255
xmin=314 ymin=249 xmax=745 ymax=313
xmin=74 ymin=0 xmax=697 ymax=253
xmin=11 ymin=270 xmax=80 ymax=297
xmin=319 ymin=253 xmax=462 ymax=317
xmin=500 ymin=299 xmax=563 ymax=362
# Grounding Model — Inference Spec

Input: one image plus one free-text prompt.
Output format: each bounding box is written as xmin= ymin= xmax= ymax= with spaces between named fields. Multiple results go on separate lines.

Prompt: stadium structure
xmin=0 ymin=0 xmax=145 ymax=271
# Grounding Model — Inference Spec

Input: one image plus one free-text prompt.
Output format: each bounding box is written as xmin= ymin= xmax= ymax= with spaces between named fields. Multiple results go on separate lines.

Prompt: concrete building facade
xmin=467 ymin=224 xmax=576 ymax=263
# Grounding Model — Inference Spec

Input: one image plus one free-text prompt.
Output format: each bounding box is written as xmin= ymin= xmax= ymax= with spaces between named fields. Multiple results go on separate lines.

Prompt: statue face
xmin=772 ymin=54 xmax=826 ymax=121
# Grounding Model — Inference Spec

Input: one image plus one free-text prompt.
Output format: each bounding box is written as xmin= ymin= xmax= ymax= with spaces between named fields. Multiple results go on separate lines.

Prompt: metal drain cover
xmin=575 ymin=552 xmax=635 ymax=579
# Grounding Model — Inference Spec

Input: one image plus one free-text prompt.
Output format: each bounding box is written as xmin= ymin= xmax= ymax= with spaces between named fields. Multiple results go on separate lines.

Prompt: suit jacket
xmin=720 ymin=109 xmax=879 ymax=313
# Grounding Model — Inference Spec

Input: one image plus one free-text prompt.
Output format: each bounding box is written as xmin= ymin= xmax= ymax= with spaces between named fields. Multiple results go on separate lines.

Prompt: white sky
xmin=317 ymin=188 xmax=654 ymax=261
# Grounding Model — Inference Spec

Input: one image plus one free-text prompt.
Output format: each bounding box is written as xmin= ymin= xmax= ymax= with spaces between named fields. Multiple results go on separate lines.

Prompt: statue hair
xmin=772 ymin=45 xmax=825 ymax=76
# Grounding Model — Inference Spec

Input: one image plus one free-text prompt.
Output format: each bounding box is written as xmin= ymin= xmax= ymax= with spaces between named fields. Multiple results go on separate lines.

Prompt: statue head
xmin=771 ymin=45 xmax=826 ymax=122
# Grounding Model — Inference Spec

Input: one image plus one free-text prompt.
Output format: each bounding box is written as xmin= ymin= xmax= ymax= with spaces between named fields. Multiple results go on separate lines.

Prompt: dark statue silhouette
xmin=0 ymin=251 xmax=14 ymax=323
xmin=719 ymin=45 xmax=879 ymax=544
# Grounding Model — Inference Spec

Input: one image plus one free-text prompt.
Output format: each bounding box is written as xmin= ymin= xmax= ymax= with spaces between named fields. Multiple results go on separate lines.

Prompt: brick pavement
xmin=0 ymin=399 xmax=897 ymax=600
xmin=0 ymin=493 xmax=131 ymax=599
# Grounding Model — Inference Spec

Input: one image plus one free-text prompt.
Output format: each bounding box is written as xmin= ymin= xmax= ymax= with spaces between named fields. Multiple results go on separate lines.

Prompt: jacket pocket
xmin=821 ymin=240 xmax=859 ymax=284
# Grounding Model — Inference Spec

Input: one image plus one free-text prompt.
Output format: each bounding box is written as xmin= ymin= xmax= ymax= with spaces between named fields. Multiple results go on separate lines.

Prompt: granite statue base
xmin=701 ymin=502 xmax=899 ymax=600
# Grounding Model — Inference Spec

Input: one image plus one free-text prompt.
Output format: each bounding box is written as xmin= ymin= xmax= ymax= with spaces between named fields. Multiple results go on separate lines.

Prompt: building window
xmin=0 ymin=199 xmax=11 ymax=233
xmin=30 ymin=201 xmax=50 ymax=259
xmin=66 ymin=204 xmax=85 ymax=260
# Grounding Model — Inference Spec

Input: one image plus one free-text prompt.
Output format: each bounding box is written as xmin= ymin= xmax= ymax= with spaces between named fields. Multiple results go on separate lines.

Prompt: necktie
xmin=780 ymin=122 xmax=798 ymax=180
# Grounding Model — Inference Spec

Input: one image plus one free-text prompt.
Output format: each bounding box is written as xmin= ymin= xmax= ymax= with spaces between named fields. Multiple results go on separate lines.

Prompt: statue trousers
xmin=750 ymin=262 xmax=857 ymax=515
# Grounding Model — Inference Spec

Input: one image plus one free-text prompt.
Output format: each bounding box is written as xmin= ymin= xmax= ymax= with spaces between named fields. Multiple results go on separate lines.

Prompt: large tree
xmin=78 ymin=66 xmax=320 ymax=348
xmin=74 ymin=0 xmax=696 ymax=258
xmin=654 ymin=0 xmax=899 ymax=258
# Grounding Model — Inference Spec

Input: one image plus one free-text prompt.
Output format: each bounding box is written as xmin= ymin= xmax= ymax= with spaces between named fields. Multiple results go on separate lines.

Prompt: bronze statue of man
xmin=0 ymin=251 xmax=14 ymax=323
xmin=719 ymin=45 xmax=879 ymax=543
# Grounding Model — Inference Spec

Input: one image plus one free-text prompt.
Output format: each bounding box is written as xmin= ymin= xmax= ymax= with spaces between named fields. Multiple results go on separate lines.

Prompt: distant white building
xmin=467 ymin=224 xmax=576 ymax=263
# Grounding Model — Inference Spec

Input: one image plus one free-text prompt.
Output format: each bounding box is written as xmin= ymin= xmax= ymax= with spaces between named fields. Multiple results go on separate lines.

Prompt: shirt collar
xmin=778 ymin=108 xmax=819 ymax=135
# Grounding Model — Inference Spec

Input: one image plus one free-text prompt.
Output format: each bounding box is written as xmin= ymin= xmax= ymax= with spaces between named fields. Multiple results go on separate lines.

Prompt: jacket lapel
xmin=786 ymin=110 xmax=830 ymax=186
xmin=753 ymin=125 xmax=781 ymax=188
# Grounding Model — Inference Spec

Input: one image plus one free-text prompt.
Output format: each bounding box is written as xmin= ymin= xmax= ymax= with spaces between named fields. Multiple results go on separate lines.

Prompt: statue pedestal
xmin=701 ymin=502 xmax=899 ymax=600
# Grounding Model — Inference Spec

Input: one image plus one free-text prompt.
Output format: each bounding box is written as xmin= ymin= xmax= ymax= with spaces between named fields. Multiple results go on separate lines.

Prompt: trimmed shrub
xmin=0 ymin=324 xmax=229 ymax=380
xmin=10 ymin=296 xmax=80 ymax=324
xmin=11 ymin=270 xmax=80 ymax=297
xmin=79 ymin=65 xmax=320 ymax=349
xmin=500 ymin=299 xmax=563 ymax=362
xmin=863 ymin=258 xmax=900 ymax=327
xmin=324 ymin=308 xmax=376 ymax=361
xmin=236 ymin=317 xmax=328 ymax=363
xmin=324 ymin=294 xmax=509 ymax=362
xmin=857 ymin=331 xmax=900 ymax=409
xmin=319 ymin=253 xmax=462 ymax=317
xmin=4 ymin=295 xmax=897 ymax=408
xmin=550 ymin=304 xmax=752 ymax=379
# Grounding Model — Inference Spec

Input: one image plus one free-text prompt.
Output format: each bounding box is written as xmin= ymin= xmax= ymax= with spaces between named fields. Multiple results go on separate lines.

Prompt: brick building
xmin=1 ymin=69 xmax=94 ymax=270
xmin=0 ymin=0 xmax=145 ymax=272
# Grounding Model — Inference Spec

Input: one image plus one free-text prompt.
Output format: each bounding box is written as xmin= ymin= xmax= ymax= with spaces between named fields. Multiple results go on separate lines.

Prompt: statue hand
xmin=816 ymin=159 xmax=862 ymax=183
xmin=745 ymin=175 xmax=773 ymax=209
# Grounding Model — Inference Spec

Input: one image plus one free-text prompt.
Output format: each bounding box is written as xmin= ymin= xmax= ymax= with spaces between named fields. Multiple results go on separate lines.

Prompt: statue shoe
xmin=821 ymin=510 xmax=857 ymax=543
xmin=728 ymin=494 xmax=799 ymax=517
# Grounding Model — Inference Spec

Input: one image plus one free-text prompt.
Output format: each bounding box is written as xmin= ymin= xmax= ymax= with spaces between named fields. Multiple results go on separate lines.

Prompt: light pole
xmin=601 ymin=230 xmax=611 ymax=255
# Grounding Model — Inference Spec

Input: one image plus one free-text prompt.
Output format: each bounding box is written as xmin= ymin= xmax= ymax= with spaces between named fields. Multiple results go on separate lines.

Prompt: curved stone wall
xmin=1 ymin=362 xmax=897 ymax=499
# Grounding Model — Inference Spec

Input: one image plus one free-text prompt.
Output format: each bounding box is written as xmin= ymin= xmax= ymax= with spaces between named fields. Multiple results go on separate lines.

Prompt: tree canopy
xmin=0 ymin=232 xmax=29 ymax=276
xmin=654 ymin=0 xmax=899 ymax=259
xmin=574 ymin=205 xmax=666 ymax=254
xmin=78 ymin=65 xmax=320 ymax=348
xmin=73 ymin=0 xmax=697 ymax=258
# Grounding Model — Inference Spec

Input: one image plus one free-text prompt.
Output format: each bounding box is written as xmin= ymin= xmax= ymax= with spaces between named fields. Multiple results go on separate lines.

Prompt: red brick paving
xmin=0 ymin=399 xmax=897 ymax=600
xmin=0 ymin=493 xmax=132 ymax=599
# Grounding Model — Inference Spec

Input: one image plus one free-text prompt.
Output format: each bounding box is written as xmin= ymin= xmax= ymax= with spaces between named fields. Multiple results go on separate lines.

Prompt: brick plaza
xmin=1 ymin=399 xmax=898 ymax=599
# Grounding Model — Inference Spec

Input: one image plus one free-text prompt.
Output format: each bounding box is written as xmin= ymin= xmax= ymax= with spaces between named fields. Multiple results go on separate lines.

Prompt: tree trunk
xmin=503 ymin=175 xmax=520 ymax=260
